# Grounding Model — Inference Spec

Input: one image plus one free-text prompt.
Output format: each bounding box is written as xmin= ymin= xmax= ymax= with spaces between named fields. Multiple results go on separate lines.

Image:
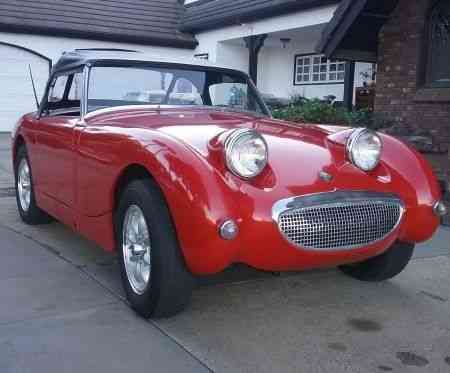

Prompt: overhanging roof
xmin=0 ymin=0 xmax=197 ymax=49
xmin=316 ymin=0 xmax=399 ymax=62
xmin=181 ymin=0 xmax=339 ymax=33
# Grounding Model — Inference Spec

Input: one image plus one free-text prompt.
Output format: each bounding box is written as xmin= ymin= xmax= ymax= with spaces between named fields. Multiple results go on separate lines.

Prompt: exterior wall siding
xmin=375 ymin=0 xmax=449 ymax=187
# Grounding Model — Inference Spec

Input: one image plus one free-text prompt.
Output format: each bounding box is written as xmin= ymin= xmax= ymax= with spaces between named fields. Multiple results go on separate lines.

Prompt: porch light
xmin=280 ymin=38 xmax=291 ymax=49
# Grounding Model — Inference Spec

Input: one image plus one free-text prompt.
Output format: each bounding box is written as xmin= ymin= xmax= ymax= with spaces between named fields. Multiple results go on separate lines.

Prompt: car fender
xmin=120 ymin=130 xmax=243 ymax=274
xmin=328 ymin=128 xmax=441 ymax=242
xmin=379 ymin=133 xmax=441 ymax=242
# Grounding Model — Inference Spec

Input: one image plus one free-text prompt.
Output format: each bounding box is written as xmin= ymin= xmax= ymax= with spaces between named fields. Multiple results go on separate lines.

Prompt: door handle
xmin=75 ymin=121 xmax=87 ymax=128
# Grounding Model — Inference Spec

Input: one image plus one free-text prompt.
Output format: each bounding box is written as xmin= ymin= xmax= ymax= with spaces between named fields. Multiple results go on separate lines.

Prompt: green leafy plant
xmin=273 ymin=99 xmax=337 ymax=123
xmin=272 ymin=97 xmax=392 ymax=129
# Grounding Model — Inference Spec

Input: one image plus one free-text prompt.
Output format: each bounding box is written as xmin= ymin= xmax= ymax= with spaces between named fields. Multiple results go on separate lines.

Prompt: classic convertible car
xmin=12 ymin=50 xmax=447 ymax=318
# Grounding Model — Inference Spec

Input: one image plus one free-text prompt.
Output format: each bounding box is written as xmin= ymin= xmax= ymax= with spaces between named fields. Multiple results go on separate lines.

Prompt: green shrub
xmin=273 ymin=99 xmax=339 ymax=124
xmin=340 ymin=108 xmax=372 ymax=127
xmin=272 ymin=98 xmax=392 ymax=129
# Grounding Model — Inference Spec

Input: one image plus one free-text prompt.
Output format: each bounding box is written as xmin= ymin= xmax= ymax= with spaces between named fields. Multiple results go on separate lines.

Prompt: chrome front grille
xmin=273 ymin=192 xmax=404 ymax=251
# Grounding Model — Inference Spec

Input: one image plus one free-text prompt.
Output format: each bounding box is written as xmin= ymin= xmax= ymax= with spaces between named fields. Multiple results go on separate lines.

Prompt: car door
xmin=33 ymin=71 xmax=83 ymax=227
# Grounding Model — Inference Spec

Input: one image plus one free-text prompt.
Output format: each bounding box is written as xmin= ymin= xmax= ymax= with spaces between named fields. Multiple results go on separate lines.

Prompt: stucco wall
xmin=196 ymin=27 xmax=372 ymax=101
xmin=258 ymin=41 xmax=345 ymax=99
xmin=192 ymin=4 xmax=347 ymax=100
xmin=258 ymin=44 xmax=373 ymax=100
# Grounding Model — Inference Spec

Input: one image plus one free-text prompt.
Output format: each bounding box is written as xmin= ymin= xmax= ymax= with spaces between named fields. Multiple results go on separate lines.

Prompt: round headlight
xmin=225 ymin=129 xmax=268 ymax=179
xmin=346 ymin=128 xmax=383 ymax=171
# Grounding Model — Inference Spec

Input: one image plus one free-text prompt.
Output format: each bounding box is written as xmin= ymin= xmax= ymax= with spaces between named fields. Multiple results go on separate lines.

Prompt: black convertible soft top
xmin=51 ymin=49 xmax=225 ymax=75
xmin=43 ymin=49 xmax=270 ymax=117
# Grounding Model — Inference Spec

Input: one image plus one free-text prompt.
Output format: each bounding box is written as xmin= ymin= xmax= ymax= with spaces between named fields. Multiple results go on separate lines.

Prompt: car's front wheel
xmin=116 ymin=177 xmax=194 ymax=318
xmin=339 ymin=241 xmax=414 ymax=282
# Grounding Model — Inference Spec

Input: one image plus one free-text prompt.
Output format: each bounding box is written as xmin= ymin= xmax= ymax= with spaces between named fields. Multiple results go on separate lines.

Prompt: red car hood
xmin=85 ymin=106 xmax=421 ymax=199
xmin=87 ymin=106 xmax=353 ymax=191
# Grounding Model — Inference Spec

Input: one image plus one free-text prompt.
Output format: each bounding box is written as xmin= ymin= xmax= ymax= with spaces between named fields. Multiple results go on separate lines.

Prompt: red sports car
xmin=12 ymin=50 xmax=446 ymax=318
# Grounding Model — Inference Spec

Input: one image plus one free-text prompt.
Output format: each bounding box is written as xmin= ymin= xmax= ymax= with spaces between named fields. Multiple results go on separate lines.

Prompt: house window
xmin=425 ymin=1 xmax=450 ymax=88
xmin=294 ymin=54 xmax=346 ymax=85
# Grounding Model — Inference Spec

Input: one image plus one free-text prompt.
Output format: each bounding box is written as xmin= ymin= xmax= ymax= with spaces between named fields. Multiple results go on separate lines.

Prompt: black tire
xmin=15 ymin=146 xmax=53 ymax=225
xmin=339 ymin=241 xmax=414 ymax=282
xmin=115 ymin=177 xmax=194 ymax=318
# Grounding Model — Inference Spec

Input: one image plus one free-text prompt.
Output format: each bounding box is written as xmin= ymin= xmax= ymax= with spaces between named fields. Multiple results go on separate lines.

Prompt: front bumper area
xmin=272 ymin=191 xmax=404 ymax=252
xmin=233 ymin=191 xmax=406 ymax=272
xmin=181 ymin=189 xmax=440 ymax=275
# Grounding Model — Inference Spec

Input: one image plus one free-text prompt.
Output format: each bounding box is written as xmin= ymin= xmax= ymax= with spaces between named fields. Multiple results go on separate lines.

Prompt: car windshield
xmin=87 ymin=65 xmax=269 ymax=116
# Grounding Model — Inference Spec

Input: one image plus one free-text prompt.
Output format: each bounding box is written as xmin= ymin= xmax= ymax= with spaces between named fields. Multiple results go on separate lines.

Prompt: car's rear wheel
xmin=116 ymin=177 xmax=194 ymax=318
xmin=339 ymin=241 xmax=414 ymax=282
xmin=15 ymin=146 xmax=52 ymax=225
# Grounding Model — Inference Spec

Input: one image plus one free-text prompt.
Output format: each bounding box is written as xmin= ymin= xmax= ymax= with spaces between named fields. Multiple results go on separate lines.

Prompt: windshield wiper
xmin=211 ymin=105 xmax=268 ymax=118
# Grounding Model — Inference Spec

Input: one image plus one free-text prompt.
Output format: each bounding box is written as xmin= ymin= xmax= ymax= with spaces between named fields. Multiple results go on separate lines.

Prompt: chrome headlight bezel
xmin=346 ymin=128 xmax=383 ymax=172
xmin=224 ymin=128 xmax=268 ymax=179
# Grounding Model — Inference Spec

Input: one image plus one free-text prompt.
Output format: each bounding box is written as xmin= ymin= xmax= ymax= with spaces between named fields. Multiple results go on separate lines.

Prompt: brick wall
xmin=375 ymin=0 xmax=449 ymax=192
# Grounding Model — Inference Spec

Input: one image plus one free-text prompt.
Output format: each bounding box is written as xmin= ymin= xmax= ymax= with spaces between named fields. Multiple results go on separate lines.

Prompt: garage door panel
xmin=1 ymin=77 xmax=47 ymax=91
xmin=0 ymin=66 xmax=48 ymax=79
xmin=0 ymin=44 xmax=50 ymax=132
xmin=2 ymin=92 xmax=38 ymax=100
xmin=0 ymin=65 xmax=49 ymax=98
xmin=1 ymin=80 xmax=47 ymax=96
xmin=2 ymin=99 xmax=42 ymax=111
xmin=0 ymin=60 xmax=49 ymax=73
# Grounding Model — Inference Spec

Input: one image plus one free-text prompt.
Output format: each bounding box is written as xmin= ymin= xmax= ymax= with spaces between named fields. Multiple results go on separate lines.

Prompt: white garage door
xmin=0 ymin=43 xmax=50 ymax=132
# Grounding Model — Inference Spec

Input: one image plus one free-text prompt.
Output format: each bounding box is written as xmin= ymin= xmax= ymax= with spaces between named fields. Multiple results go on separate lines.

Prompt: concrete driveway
xmin=1 ymin=134 xmax=450 ymax=373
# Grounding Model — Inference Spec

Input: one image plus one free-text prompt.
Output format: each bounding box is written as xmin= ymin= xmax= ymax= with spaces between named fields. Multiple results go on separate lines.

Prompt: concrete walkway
xmin=1 ymin=134 xmax=450 ymax=373
xmin=0 ymin=226 xmax=211 ymax=373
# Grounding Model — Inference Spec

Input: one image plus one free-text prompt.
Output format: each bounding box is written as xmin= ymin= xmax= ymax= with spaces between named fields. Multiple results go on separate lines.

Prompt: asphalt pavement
xmin=1 ymin=133 xmax=450 ymax=373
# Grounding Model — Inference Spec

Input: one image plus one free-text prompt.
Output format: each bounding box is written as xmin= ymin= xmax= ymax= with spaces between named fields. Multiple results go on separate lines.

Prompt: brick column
xmin=375 ymin=0 xmax=450 ymax=191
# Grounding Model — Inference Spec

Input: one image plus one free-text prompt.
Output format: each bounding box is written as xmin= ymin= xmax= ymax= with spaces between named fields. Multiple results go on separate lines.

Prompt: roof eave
xmin=316 ymin=0 xmax=368 ymax=60
xmin=0 ymin=24 xmax=198 ymax=50
xmin=181 ymin=0 xmax=339 ymax=33
xmin=316 ymin=0 xmax=399 ymax=62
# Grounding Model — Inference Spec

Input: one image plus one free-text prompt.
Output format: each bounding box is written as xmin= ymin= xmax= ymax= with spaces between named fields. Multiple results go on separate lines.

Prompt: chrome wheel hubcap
xmin=18 ymin=158 xmax=31 ymax=212
xmin=122 ymin=205 xmax=151 ymax=295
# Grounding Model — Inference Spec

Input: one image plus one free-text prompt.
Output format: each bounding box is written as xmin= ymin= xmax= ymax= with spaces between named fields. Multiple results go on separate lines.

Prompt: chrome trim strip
xmin=81 ymin=64 xmax=91 ymax=119
xmin=272 ymin=191 xmax=405 ymax=251
xmin=272 ymin=190 xmax=403 ymax=221
xmin=84 ymin=104 xmax=270 ymax=119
